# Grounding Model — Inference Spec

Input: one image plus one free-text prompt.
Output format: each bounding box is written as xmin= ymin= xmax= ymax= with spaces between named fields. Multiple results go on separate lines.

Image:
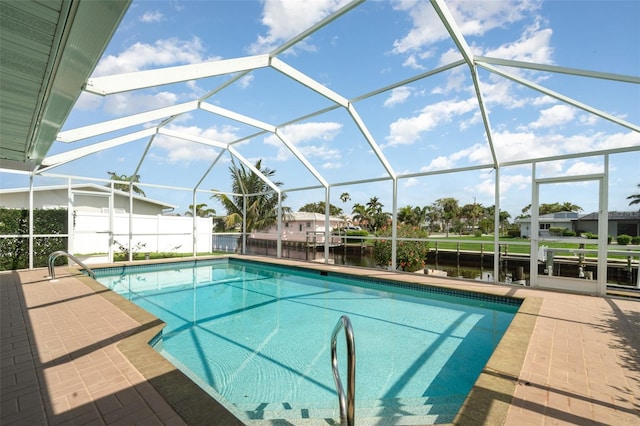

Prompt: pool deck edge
xmin=76 ymin=268 xmax=246 ymax=426
xmin=5 ymin=255 xmax=638 ymax=426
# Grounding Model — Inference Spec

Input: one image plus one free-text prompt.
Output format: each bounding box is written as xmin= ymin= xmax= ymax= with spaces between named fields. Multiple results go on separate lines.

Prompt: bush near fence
xmin=0 ymin=207 xmax=67 ymax=270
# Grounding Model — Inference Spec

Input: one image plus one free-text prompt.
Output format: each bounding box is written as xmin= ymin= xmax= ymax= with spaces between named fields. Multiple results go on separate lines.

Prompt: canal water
xmin=213 ymin=235 xmax=638 ymax=286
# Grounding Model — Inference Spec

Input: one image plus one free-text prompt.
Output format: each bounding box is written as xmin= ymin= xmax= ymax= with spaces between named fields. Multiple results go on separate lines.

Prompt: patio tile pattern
xmin=1 ymin=257 xmax=638 ymax=425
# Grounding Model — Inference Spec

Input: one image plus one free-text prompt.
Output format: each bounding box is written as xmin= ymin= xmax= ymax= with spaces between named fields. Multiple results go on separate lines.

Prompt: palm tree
xmin=627 ymin=184 xmax=640 ymax=207
xmin=460 ymin=202 xmax=484 ymax=233
xmin=107 ymin=171 xmax=146 ymax=196
xmin=412 ymin=206 xmax=428 ymax=228
xmin=339 ymin=192 xmax=351 ymax=229
xmin=366 ymin=196 xmax=383 ymax=215
xmin=398 ymin=205 xmax=415 ymax=225
xmin=424 ymin=205 xmax=441 ymax=233
xmin=212 ymin=159 xmax=288 ymax=231
xmin=351 ymin=203 xmax=370 ymax=229
xmin=184 ymin=203 xmax=216 ymax=217
xmin=397 ymin=205 xmax=425 ymax=227
xmin=435 ymin=197 xmax=459 ymax=237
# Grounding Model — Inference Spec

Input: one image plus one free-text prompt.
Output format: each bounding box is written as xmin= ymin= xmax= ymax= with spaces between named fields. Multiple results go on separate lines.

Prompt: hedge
xmin=0 ymin=208 xmax=68 ymax=270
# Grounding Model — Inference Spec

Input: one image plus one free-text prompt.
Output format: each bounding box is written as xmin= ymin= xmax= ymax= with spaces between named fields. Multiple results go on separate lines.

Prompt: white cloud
xmin=385 ymin=98 xmax=477 ymax=147
xmin=151 ymin=124 xmax=241 ymax=164
xmin=384 ymin=87 xmax=412 ymax=107
xmin=403 ymin=177 xmax=420 ymax=187
xmin=491 ymin=130 xmax=560 ymax=162
xmin=140 ymin=11 xmax=164 ymax=23
xmin=275 ymin=122 xmax=342 ymax=144
xmin=264 ymin=121 xmax=343 ymax=162
xmin=392 ymin=0 xmax=542 ymax=56
xmin=103 ymin=92 xmax=178 ymax=116
xmin=481 ymin=22 xmax=553 ymax=64
xmin=74 ymin=91 xmax=105 ymax=110
xmin=468 ymin=173 xmax=530 ymax=200
xmin=410 ymin=125 xmax=639 ymax=177
xmin=94 ymin=37 xmax=217 ymax=76
xmin=249 ymin=0 xmax=351 ymax=54
xmin=579 ymin=114 xmax=599 ymax=126
xmin=529 ymin=104 xmax=576 ymax=129
xmin=564 ymin=161 xmax=604 ymax=176
xmin=238 ymin=74 xmax=254 ymax=89
xmin=322 ymin=161 xmax=344 ymax=169
xmin=592 ymin=131 xmax=640 ymax=150
xmin=420 ymin=155 xmax=455 ymax=172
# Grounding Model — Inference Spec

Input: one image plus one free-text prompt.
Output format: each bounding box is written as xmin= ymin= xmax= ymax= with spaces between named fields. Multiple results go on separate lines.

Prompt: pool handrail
xmin=331 ymin=315 xmax=356 ymax=426
xmin=48 ymin=250 xmax=96 ymax=280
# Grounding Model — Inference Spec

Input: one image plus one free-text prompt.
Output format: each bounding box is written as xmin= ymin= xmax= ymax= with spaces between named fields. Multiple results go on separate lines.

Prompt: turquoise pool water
xmin=94 ymin=259 xmax=520 ymax=423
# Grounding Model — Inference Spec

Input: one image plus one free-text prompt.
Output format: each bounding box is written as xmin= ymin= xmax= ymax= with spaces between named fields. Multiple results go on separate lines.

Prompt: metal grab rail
xmin=331 ymin=315 xmax=356 ymax=426
xmin=48 ymin=250 xmax=96 ymax=280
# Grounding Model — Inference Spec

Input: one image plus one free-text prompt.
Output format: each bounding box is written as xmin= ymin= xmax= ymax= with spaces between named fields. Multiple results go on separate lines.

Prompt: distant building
xmin=251 ymin=212 xmax=345 ymax=244
xmin=575 ymin=211 xmax=640 ymax=237
xmin=516 ymin=212 xmax=579 ymax=238
xmin=0 ymin=184 xmax=213 ymax=258
xmin=516 ymin=211 xmax=640 ymax=237
xmin=0 ymin=183 xmax=174 ymax=214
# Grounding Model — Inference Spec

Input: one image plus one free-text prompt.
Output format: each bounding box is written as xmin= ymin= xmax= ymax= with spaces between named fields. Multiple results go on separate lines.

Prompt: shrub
xmin=616 ymin=234 xmax=632 ymax=245
xmin=506 ymin=228 xmax=521 ymax=238
xmin=0 ymin=207 xmax=68 ymax=270
xmin=113 ymin=240 xmax=147 ymax=261
xmin=562 ymin=229 xmax=576 ymax=237
xmin=548 ymin=227 xmax=566 ymax=236
xmin=631 ymin=236 xmax=640 ymax=245
xmin=473 ymin=230 xmax=482 ymax=237
xmin=373 ymin=224 xmax=429 ymax=272
xmin=342 ymin=229 xmax=368 ymax=243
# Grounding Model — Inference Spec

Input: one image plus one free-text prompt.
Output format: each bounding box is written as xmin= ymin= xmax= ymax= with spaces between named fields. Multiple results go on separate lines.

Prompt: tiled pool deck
xmin=2 ymin=255 xmax=638 ymax=425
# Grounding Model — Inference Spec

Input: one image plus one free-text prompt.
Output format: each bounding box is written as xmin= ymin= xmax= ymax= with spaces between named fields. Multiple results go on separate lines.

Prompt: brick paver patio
xmin=1 ymin=258 xmax=638 ymax=425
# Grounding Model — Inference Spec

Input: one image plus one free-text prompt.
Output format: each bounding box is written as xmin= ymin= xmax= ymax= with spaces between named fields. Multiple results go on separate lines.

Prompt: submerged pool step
xmin=239 ymin=394 xmax=465 ymax=424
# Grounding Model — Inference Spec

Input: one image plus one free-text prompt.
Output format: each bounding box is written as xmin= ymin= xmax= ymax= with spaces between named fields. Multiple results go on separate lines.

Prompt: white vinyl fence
xmin=72 ymin=211 xmax=212 ymax=257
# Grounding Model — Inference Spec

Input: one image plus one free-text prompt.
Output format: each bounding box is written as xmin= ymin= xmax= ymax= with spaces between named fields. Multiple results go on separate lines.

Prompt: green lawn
xmin=113 ymin=251 xmax=228 ymax=261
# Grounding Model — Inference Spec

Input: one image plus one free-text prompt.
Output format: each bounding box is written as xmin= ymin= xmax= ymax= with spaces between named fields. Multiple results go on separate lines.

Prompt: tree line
xmin=107 ymin=164 xmax=640 ymax=235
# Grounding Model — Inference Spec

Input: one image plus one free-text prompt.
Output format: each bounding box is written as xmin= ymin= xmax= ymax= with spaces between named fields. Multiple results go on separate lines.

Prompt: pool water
xmin=95 ymin=259 xmax=519 ymax=423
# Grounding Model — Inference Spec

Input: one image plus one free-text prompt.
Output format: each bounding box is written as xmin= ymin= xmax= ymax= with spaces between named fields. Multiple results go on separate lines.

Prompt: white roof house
xmin=251 ymin=212 xmax=345 ymax=243
xmin=0 ymin=183 xmax=175 ymax=215
xmin=516 ymin=212 xmax=579 ymax=238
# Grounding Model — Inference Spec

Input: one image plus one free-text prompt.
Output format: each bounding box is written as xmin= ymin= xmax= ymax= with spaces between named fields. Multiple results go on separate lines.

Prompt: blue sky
xmin=7 ymin=0 xmax=640 ymax=219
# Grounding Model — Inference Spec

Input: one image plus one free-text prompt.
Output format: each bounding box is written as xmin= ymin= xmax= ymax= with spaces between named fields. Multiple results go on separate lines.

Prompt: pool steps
xmin=238 ymin=395 xmax=465 ymax=425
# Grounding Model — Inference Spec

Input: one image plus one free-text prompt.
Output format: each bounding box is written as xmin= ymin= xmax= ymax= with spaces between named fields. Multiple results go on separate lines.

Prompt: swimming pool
xmin=94 ymin=258 xmax=520 ymax=424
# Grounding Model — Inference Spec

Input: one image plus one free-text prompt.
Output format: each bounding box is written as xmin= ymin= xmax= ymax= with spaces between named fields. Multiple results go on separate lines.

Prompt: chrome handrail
xmin=48 ymin=250 xmax=96 ymax=280
xmin=331 ymin=315 xmax=356 ymax=426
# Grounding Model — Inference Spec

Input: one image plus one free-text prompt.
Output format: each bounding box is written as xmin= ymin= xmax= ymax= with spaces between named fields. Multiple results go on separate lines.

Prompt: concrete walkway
xmin=1 ymin=259 xmax=639 ymax=425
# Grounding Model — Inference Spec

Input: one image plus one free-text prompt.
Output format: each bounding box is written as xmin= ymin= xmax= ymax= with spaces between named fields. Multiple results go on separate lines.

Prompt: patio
xmin=2 ymin=257 xmax=638 ymax=425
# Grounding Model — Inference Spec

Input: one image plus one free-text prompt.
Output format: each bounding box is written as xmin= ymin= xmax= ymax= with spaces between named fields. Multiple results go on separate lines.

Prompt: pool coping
xmin=71 ymin=254 xmax=541 ymax=425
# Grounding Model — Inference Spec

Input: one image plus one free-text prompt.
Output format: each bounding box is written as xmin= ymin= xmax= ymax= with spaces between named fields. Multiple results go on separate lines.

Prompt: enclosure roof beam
xmin=476 ymin=56 xmax=640 ymax=84
xmin=431 ymin=0 xmax=474 ymax=67
xmin=57 ymin=101 xmax=199 ymax=142
xmin=194 ymin=149 xmax=226 ymax=191
xmin=270 ymin=58 xmax=349 ymax=108
xmin=478 ymin=62 xmax=640 ymax=133
xmin=471 ymin=71 xmax=499 ymax=167
xmin=275 ymin=129 xmax=328 ymax=188
xmin=158 ymin=128 xmax=228 ymax=150
xmin=270 ymin=0 xmax=365 ymax=57
xmin=200 ymin=102 xmax=276 ymax=132
xmin=351 ymin=59 xmax=466 ymax=103
xmin=42 ymin=128 xmax=157 ymax=170
xmin=84 ymin=55 xmax=270 ymax=95
xmin=227 ymin=146 xmax=281 ymax=194
xmin=347 ymin=104 xmax=396 ymax=180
